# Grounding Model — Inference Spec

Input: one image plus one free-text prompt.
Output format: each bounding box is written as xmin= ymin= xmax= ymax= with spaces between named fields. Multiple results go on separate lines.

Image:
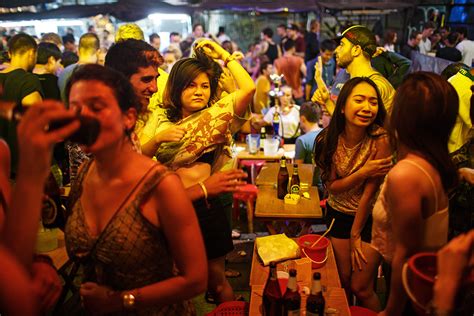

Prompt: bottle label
xmin=290 ymin=184 xmax=300 ymax=194
xmin=287 ymin=310 xmax=301 ymax=316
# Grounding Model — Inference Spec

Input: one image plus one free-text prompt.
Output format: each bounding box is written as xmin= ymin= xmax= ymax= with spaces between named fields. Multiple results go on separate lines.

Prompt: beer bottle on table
xmin=306 ymin=272 xmax=325 ymax=316
xmin=289 ymin=164 xmax=300 ymax=195
xmin=260 ymin=126 xmax=266 ymax=150
xmin=277 ymin=156 xmax=289 ymax=199
xmin=283 ymin=269 xmax=301 ymax=315
xmin=263 ymin=262 xmax=283 ymax=316
xmin=41 ymin=171 xmax=66 ymax=230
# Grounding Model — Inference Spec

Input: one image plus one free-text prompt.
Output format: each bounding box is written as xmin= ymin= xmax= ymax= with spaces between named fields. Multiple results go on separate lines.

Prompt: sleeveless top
xmin=328 ymin=126 xmax=387 ymax=215
xmin=265 ymin=43 xmax=278 ymax=64
xmin=65 ymin=160 xmax=195 ymax=315
xmin=371 ymin=159 xmax=449 ymax=263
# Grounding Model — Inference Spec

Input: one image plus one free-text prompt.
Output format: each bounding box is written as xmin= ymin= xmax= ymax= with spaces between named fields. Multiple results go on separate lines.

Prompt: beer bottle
xmin=41 ymin=171 xmax=66 ymax=230
xmin=277 ymin=156 xmax=289 ymax=199
xmin=289 ymin=164 xmax=300 ymax=195
xmin=260 ymin=126 xmax=266 ymax=150
xmin=306 ymin=272 xmax=325 ymax=316
xmin=263 ymin=262 xmax=283 ymax=316
xmin=283 ymin=269 xmax=301 ymax=315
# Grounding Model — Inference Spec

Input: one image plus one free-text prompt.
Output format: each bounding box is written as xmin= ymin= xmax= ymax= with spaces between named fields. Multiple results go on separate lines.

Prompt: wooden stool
xmin=233 ymin=184 xmax=258 ymax=233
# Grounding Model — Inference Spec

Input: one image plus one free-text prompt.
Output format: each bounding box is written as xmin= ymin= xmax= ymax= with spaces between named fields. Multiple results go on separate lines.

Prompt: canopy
xmin=0 ymin=0 xmax=191 ymax=22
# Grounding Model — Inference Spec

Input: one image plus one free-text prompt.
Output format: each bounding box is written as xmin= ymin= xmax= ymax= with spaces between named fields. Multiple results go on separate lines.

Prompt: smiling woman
xmin=314 ymin=77 xmax=392 ymax=311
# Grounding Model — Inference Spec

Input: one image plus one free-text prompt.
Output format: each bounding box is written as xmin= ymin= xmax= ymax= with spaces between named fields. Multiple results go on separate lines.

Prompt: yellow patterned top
xmin=328 ymin=125 xmax=387 ymax=215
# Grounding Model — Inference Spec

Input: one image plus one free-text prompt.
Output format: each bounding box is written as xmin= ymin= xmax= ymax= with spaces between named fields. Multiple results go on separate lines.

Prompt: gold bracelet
xmin=198 ymin=181 xmax=208 ymax=200
xmin=198 ymin=181 xmax=211 ymax=208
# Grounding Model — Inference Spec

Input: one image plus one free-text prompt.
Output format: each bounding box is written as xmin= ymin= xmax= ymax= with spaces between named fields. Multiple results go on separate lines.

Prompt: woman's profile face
xmin=180 ymin=72 xmax=211 ymax=118
xmin=343 ymin=81 xmax=379 ymax=128
xmin=69 ymin=80 xmax=132 ymax=152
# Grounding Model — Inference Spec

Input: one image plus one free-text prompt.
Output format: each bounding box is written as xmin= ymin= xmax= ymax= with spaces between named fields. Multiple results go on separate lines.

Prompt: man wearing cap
xmin=287 ymin=23 xmax=306 ymax=59
xmin=312 ymin=25 xmax=395 ymax=115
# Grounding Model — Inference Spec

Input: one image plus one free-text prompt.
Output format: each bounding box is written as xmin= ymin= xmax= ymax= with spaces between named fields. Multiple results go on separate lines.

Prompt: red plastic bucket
xmin=297 ymin=234 xmax=329 ymax=269
xmin=402 ymin=252 xmax=437 ymax=316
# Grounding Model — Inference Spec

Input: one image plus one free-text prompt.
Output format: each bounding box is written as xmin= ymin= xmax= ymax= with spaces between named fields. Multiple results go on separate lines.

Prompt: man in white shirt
xmin=455 ymin=27 xmax=474 ymax=67
xmin=418 ymin=22 xmax=436 ymax=55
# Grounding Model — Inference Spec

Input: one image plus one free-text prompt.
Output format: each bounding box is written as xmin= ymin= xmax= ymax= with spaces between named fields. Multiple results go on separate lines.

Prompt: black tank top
xmin=265 ymin=43 xmax=278 ymax=64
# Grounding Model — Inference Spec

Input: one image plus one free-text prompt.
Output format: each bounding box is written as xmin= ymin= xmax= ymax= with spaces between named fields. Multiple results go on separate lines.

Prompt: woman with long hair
xmin=154 ymin=39 xmax=255 ymax=304
xmin=314 ymin=77 xmax=392 ymax=311
xmin=64 ymin=64 xmax=207 ymax=315
xmin=375 ymin=72 xmax=459 ymax=316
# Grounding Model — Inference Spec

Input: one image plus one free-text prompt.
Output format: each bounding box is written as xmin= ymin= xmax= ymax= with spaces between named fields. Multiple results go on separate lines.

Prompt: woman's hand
xmin=31 ymin=261 xmax=62 ymax=312
xmin=80 ymin=282 xmax=122 ymax=315
xmin=154 ymin=126 xmax=185 ymax=145
xmin=459 ymin=167 xmax=474 ymax=185
xmin=17 ymin=100 xmax=79 ymax=181
xmin=195 ymin=39 xmax=229 ymax=61
xmin=218 ymin=68 xmax=236 ymax=94
xmin=203 ymin=169 xmax=248 ymax=197
xmin=350 ymin=234 xmax=368 ymax=271
xmin=359 ymin=150 xmax=392 ymax=179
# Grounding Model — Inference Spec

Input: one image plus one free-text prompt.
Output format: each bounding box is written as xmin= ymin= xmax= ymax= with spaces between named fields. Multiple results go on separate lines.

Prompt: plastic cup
xmin=246 ymin=134 xmax=260 ymax=154
xmin=264 ymin=137 xmax=279 ymax=156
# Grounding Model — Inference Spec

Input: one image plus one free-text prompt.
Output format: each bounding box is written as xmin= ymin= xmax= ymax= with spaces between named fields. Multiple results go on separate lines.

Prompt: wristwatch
xmin=122 ymin=292 xmax=136 ymax=310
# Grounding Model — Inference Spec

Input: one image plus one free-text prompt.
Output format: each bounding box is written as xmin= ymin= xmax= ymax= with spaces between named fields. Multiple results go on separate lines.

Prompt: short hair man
xmin=0 ymin=33 xmax=43 ymax=177
xmin=274 ymin=39 xmax=307 ymax=104
xmin=455 ymin=26 xmax=474 ymax=67
xmin=418 ymin=21 xmax=436 ymax=55
xmin=401 ymin=31 xmax=422 ymax=59
xmin=312 ymin=25 xmax=395 ymax=115
xmin=149 ymin=33 xmax=161 ymax=51
xmin=260 ymin=27 xmax=280 ymax=64
xmin=305 ymin=39 xmax=337 ymax=100
xmin=41 ymin=32 xmax=62 ymax=49
xmin=436 ymin=32 xmax=462 ymax=62
xmin=58 ymin=32 xmax=100 ymax=101
xmin=33 ymin=42 xmax=62 ymax=100
xmin=286 ymin=23 xmax=305 ymax=58
xmin=295 ymin=102 xmax=322 ymax=164
xmin=105 ymin=39 xmax=163 ymax=156
xmin=253 ymin=61 xmax=273 ymax=114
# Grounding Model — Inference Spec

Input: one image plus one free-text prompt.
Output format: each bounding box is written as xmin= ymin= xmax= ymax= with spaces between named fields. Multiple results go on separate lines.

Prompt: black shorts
xmin=325 ymin=203 xmax=372 ymax=243
xmin=193 ymin=196 xmax=234 ymax=260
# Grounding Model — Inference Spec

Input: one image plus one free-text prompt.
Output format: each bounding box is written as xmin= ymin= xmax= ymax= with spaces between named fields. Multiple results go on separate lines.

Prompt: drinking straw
xmin=310 ymin=218 xmax=335 ymax=248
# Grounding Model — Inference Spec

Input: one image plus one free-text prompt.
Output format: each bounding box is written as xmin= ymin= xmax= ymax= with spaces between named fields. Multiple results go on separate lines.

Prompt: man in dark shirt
xmin=401 ymin=31 xmax=422 ymax=59
xmin=0 ymin=33 xmax=43 ymax=177
xmin=33 ymin=42 xmax=62 ymax=100
xmin=305 ymin=19 xmax=320 ymax=62
xmin=436 ymin=32 xmax=462 ymax=62
xmin=287 ymin=23 xmax=306 ymax=59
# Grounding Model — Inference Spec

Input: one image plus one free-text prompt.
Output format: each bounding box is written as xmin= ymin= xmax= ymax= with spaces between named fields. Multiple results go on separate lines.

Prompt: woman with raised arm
xmin=153 ymin=39 xmax=255 ymax=304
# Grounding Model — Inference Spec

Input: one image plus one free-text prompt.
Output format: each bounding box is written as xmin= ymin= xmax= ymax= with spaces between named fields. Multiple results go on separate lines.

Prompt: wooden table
xmin=254 ymin=163 xmax=322 ymax=234
xmin=236 ymin=143 xmax=295 ymax=161
xmin=249 ymin=241 xmax=350 ymax=316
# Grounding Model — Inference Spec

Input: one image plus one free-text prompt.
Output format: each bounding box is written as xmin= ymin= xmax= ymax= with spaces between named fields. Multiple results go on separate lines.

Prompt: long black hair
xmin=163 ymin=48 xmax=222 ymax=123
xmin=314 ymin=77 xmax=387 ymax=183
xmin=389 ymin=72 xmax=459 ymax=191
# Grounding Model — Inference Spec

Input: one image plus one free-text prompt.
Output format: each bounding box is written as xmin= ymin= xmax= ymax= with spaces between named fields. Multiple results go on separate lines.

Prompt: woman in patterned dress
xmin=64 ymin=64 xmax=206 ymax=315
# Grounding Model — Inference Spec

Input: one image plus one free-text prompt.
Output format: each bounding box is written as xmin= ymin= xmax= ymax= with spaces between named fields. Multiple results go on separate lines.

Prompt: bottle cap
xmin=313 ymin=272 xmax=321 ymax=280
xmin=289 ymin=269 xmax=297 ymax=277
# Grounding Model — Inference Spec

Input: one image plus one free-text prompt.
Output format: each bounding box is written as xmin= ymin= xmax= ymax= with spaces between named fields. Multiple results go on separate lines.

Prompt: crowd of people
xmin=0 ymin=18 xmax=473 ymax=316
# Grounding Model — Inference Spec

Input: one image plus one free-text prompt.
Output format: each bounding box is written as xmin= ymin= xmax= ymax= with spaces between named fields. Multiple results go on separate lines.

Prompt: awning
xmin=0 ymin=0 xmax=192 ymax=22
xmin=198 ymin=0 xmax=320 ymax=12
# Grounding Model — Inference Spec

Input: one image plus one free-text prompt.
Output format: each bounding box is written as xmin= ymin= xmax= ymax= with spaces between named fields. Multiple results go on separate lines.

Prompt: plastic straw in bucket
xmin=311 ymin=218 xmax=335 ymax=248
